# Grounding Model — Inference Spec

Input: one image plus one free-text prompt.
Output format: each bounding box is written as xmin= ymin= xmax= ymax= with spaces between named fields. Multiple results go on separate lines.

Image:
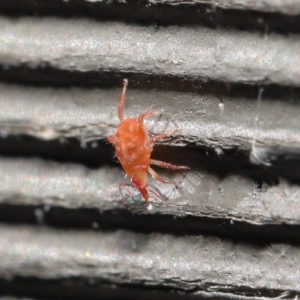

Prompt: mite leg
xmin=148 ymin=167 xmax=174 ymax=184
xmin=138 ymin=110 xmax=163 ymax=124
xmin=120 ymin=182 xmax=166 ymax=203
xmin=152 ymin=129 xmax=178 ymax=142
xmin=148 ymin=189 xmax=168 ymax=203
xmin=150 ymin=159 xmax=190 ymax=170
xmin=148 ymin=168 xmax=176 ymax=204
xmin=118 ymin=79 xmax=128 ymax=122
xmin=119 ymin=183 xmax=140 ymax=202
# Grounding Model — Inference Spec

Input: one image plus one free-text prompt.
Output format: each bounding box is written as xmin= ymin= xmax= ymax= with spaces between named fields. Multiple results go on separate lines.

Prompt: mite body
xmin=108 ymin=79 xmax=189 ymax=201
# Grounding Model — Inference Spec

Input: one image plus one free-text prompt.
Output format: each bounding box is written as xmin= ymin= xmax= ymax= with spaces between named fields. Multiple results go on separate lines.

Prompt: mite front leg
xmin=150 ymin=159 xmax=190 ymax=170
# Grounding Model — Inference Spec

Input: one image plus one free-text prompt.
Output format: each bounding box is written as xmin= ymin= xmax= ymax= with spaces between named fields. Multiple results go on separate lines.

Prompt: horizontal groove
xmin=148 ymin=0 xmax=300 ymax=15
xmin=2 ymin=203 xmax=300 ymax=245
xmin=0 ymin=224 xmax=299 ymax=296
xmin=0 ymin=18 xmax=300 ymax=87
xmin=2 ymin=66 xmax=300 ymax=97
xmin=0 ymin=132 xmax=298 ymax=184
xmin=1 ymin=0 xmax=300 ymax=15
xmin=0 ymin=278 xmax=207 ymax=300
xmin=2 ymin=123 xmax=300 ymax=184
xmin=0 ymin=0 xmax=300 ymax=33
xmin=0 ymin=279 xmax=296 ymax=300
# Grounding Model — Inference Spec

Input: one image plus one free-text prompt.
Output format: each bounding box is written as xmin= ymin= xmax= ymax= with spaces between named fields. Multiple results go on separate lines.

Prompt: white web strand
xmin=251 ymin=87 xmax=272 ymax=166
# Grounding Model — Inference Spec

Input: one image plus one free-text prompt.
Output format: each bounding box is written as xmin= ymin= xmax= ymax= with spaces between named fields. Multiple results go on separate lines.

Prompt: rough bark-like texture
xmin=1 ymin=225 xmax=300 ymax=295
xmin=0 ymin=1 xmax=299 ymax=299
xmin=0 ymin=18 xmax=300 ymax=86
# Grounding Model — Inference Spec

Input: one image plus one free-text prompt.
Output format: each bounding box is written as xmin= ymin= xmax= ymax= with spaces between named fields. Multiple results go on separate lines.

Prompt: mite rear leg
xmin=148 ymin=188 xmax=168 ymax=204
xmin=119 ymin=183 xmax=140 ymax=202
xmin=119 ymin=183 xmax=165 ymax=203
xmin=148 ymin=167 xmax=174 ymax=184
xmin=148 ymin=167 xmax=181 ymax=204
xmin=150 ymin=159 xmax=190 ymax=170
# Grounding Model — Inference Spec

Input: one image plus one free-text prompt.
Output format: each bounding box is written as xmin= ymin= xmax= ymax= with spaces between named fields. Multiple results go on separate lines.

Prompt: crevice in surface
xmin=0 ymin=277 xmax=200 ymax=300
xmin=0 ymin=66 xmax=300 ymax=100
xmin=0 ymin=134 xmax=294 ymax=183
xmin=0 ymin=0 xmax=299 ymax=33
xmin=0 ymin=276 xmax=297 ymax=300
xmin=0 ymin=135 xmax=113 ymax=169
xmin=1 ymin=204 xmax=300 ymax=245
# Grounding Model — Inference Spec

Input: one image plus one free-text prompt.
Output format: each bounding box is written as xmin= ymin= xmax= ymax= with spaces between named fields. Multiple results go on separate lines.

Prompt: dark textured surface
xmin=0 ymin=0 xmax=300 ymax=299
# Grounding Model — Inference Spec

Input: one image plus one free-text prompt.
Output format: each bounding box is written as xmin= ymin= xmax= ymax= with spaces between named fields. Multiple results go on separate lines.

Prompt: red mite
xmin=108 ymin=79 xmax=189 ymax=202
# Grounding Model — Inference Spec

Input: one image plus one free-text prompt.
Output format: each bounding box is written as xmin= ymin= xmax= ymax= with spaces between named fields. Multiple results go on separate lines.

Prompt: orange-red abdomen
xmin=115 ymin=119 xmax=152 ymax=168
xmin=114 ymin=118 xmax=153 ymax=189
